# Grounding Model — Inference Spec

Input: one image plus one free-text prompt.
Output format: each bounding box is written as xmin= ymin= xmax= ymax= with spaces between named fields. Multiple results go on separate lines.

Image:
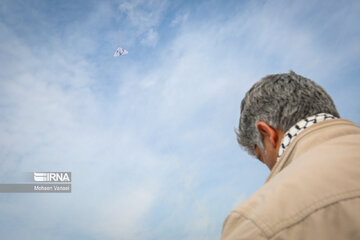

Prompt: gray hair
xmin=236 ymin=71 xmax=340 ymax=156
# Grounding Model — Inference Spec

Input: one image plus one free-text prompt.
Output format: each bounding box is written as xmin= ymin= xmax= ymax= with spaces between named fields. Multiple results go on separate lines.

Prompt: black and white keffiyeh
xmin=277 ymin=113 xmax=337 ymax=161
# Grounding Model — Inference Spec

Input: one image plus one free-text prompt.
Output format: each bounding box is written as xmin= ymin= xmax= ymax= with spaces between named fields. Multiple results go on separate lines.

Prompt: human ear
xmin=256 ymin=122 xmax=278 ymax=148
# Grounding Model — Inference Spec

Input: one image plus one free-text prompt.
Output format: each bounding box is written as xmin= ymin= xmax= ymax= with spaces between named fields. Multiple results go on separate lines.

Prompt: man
xmin=221 ymin=71 xmax=360 ymax=240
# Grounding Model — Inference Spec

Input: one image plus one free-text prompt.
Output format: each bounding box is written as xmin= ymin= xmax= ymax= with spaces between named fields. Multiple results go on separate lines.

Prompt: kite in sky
xmin=113 ymin=46 xmax=128 ymax=57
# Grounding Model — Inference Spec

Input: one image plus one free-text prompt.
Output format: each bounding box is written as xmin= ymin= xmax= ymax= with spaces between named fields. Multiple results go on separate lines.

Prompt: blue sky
xmin=0 ymin=0 xmax=359 ymax=239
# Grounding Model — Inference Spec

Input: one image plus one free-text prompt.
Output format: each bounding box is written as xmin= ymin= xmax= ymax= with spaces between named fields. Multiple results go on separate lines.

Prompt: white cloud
xmin=0 ymin=11 xmax=164 ymax=237
xmin=171 ymin=12 xmax=189 ymax=27
xmin=93 ymin=188 xmax=157 ymax=239
xmin=119 ymin=0 xmax=167 ymax=27
xmin=140 ymin=28 xmax=159 ymax=47
xmin=118 ymin=0 xmax=167 ymax=41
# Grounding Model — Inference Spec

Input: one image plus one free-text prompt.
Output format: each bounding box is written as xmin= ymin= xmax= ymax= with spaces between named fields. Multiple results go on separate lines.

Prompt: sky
xmin=0 ymin=0 xmax=359 ymax=239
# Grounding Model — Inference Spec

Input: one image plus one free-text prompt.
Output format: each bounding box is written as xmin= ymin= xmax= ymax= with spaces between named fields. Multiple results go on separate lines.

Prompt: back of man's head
xmin=237 ymin=71 xmax=340 ymax=156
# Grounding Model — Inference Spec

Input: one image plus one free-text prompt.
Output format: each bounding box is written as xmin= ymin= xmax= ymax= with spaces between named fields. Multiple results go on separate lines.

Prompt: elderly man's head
xmin=237 ymin=71 xmax=339 ymax=169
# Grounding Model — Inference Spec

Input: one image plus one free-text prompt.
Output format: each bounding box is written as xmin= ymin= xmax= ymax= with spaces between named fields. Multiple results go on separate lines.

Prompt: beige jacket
xmin=222 ymin=119 xmax=360 ymax=240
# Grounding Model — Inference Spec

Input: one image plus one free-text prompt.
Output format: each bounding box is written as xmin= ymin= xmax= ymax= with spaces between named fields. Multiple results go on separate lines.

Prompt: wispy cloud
xmin=140 ymin=28 xmax=159 ymax=47
xmin=118 ymin=0 xmax=167 ymax=47
xmin=170 ymin=12 xmax=189 ymax=27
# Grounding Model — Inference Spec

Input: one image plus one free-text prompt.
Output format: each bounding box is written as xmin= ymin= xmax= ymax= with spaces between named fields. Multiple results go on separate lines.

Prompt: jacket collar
xmin=266 ymin=117 xmax=349 ymax=183
xmin=277 ymin=113 xmax=337 ymax=161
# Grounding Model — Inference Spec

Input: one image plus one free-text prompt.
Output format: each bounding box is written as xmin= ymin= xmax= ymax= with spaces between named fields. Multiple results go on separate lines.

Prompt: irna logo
xmin=34 ymin=172 xmax=71 ymax=182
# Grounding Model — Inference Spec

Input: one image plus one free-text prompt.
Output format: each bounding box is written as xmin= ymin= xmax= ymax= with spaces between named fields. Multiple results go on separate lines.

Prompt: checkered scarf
xmin=277 ymin=113 xmax=337 ymax=161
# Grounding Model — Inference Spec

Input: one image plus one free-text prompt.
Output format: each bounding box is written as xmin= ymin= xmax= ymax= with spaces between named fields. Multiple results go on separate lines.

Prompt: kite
xmin=113 ymin=46 xmax=128 ymax=57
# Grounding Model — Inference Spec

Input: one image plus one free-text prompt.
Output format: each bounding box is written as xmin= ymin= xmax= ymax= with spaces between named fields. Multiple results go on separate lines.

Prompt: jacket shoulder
xmin=222 ymin=120 xmax=360 ymax=239
xmin=270 ymin=197 xmax=360 ymax=240
xmin=222 ymin=211 xmax=267 ymax=240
